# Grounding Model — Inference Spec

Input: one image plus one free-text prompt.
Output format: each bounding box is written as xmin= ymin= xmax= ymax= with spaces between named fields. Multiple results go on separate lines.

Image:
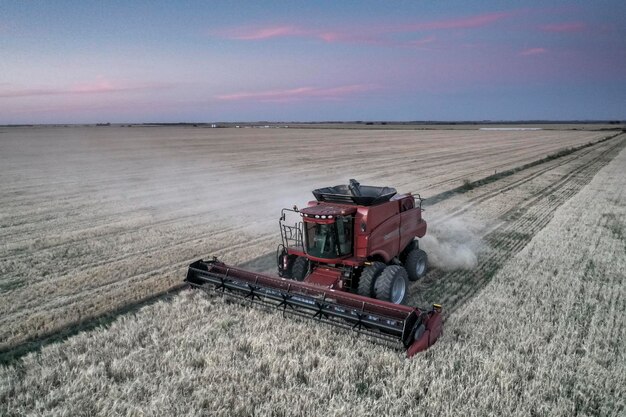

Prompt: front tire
xmin=291 ymin=256 xmax=310 ymax=281
xmin=374 ymin=265 xmax=409 ymax=304
xmin=405 ymin=249 xmax=428 ymax=281
xmin=357 ymin=261 xmax=386 ymax=298
xmin=278 ymin=252 xmax=295 ymax=278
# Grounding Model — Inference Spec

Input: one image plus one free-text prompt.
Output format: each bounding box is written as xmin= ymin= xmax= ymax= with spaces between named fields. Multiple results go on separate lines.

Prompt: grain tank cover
xmin=312 ymin=179 xmax=397 ymax=206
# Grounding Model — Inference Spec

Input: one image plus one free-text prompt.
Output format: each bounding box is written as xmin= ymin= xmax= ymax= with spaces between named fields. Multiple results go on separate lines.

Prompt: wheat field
xmin=0 ymin=126 xmax=613 ymax=351
xmin=0 ymin=126 xmax=624 ymax=416
xmin=0 ymin=130 xmax=623 ymax=416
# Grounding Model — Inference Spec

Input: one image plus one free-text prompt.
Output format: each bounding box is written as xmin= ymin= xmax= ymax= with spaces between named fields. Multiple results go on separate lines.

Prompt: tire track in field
xmin=417 ymin=140 xmax=581 ymax=191
xmin=408 ymin=134 xmax=626 ymax=314
xmin=427 ymin=141 xmax=601 ymax=223
xmin=422 ymin=133 xmax=620 ymax=218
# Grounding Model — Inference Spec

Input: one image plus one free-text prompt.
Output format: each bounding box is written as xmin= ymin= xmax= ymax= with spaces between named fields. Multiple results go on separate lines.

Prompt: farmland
xmin=1 ymin=126 xmax=625 ymax=415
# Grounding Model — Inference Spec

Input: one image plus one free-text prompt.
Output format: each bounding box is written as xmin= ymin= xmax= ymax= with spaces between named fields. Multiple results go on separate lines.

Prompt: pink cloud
xmin=0 ymin=88 xmax=60 ymax=98
xmin=318 ymin=32 xmax=341 ymax=42
xmin=216 ymin=10 xmax=521 ymax=46
xmin=0 ymin=80 xmax=172 ymax=98
xmin=519 ymin=47 xmax=547 ymax=56
xmin=219 ymin=25 xmax=373 ymax=44
xmin=404 ymin=10 xmax=518 ymax=31
xmin=216 ymin=84 xmax=376 ymax=102
xmin=540 ymin=22 xmax=587 ymax=33
xmin=2 ymin=97 xmax=187 ymax=116
xmin=70 ymin=79 xmax=118 ymax=93
xmin=407 ymin=36 xmax=436 ymax=47
xmin=226 ymin=25 xmax=304 ymax=40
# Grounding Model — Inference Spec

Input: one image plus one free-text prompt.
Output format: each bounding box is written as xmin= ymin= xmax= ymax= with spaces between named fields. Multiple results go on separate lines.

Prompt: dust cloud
xmin=420 ymin=216 xmax=486 ymax=271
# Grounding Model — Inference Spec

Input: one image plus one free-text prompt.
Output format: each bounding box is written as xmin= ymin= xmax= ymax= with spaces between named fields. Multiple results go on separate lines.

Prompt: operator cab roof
xmin=300 ymin=204 xmax=357 ymax=217
xmin=312 ymin=179 xmax=397 ymax=206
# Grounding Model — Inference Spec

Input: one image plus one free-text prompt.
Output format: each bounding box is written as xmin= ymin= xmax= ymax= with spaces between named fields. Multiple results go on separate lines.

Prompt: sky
xmin=1 ymin=0 xmax=625 ymax=123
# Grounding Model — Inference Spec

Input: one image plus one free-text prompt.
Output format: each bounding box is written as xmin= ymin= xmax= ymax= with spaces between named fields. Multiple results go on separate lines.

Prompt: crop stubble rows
xmin=0 ymin=127 xmax=614 ymax=353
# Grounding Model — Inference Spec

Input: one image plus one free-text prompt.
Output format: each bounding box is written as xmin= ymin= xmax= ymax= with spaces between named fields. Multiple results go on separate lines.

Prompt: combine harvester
xmin=186 ymin=179 xmax=442 ymax=357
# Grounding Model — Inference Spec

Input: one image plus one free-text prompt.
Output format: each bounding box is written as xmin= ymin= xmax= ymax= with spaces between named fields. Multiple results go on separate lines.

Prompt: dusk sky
xmin=1 ymin=1 xmax=625 ymax=123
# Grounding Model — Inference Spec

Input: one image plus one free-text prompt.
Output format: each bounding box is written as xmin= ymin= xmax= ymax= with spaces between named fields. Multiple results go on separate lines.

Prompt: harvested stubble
xmin=0 ymin=127 xmax=611 ymax=351
xmin=1 ymin=136 xmax=624 ymax=417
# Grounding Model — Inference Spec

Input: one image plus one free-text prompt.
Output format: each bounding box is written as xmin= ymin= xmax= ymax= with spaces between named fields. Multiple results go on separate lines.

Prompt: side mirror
xmin=293 ymin=205 xmax=299 ymax=212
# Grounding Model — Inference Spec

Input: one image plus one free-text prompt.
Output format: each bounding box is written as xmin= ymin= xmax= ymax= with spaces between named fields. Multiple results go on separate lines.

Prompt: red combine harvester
xmin=186 ymin=180 xmax=442 ymax=357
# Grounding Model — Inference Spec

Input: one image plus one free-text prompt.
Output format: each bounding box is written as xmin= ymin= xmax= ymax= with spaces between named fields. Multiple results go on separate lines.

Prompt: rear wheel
xmin=357 ymin=261 xmax=386 ymax=298
xmin=291 ymin=256 xmax=310 ymax=281
xmin=374 ymin=265 xmax=409 ymax=304
xmin=405 ymin=249 xmax=428 ymax=281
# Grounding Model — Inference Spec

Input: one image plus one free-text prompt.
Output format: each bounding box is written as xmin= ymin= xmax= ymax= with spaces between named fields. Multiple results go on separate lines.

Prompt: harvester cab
xmin=293 ymin=205 xmax=355 ymax=259
xmin=277 ymin=179 xmax=428 ymax=301
xmin=186 ymin=179 xmax=443 ymax=357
